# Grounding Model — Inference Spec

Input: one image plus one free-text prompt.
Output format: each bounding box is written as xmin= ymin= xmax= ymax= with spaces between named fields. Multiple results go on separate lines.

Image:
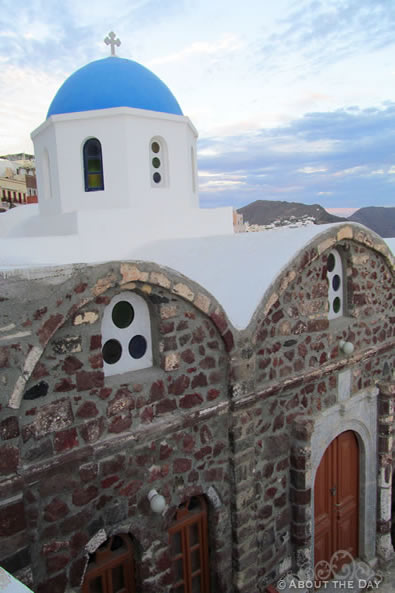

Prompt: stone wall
xmin=0 ymin=262 xmax=233 ymax=593
xmin=227 ymin=235 xmax=394 ymax=592
xmin=0 ymin=225 xmax=394 ymax=593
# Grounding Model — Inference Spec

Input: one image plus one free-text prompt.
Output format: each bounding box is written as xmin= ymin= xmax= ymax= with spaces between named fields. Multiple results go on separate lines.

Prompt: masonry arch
xmin=248 ymin=222 xmax=394 ymax=337
xmin=7 ymin=260 xmax=234 ymax=410
xmin=291 ymin=387 xmax=378 ymax=578
xmin=311 ymin=408 xmax=377 ymax=567
xmin=165 ymin=486 xmax=231 ymax=593
xmin=314 ymin=430 xmax=359 ymax=572
xmin=82 ymin=533 xmax=136 ymax=593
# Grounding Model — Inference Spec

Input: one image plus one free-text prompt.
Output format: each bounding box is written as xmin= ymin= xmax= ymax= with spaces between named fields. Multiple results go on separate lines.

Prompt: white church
xmin=0 ymin=34 xmax=394 ymax=593
xmin=0 ymin=34 xmax=232 ymax=266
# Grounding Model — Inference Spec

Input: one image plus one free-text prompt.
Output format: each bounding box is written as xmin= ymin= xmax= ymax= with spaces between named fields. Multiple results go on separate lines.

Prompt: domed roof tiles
xmin=47 ymin=57 xmax=183 ymax=118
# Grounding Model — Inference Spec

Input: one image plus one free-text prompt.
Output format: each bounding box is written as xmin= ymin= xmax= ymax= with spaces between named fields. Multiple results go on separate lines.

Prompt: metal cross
xmin=104 ymin=32 xmax=121 ymax=56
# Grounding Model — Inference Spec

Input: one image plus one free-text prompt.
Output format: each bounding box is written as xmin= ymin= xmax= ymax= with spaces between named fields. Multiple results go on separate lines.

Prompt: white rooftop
xmin=3 ymin=223 xmax=389 ymax=330
xmin=0 ymin=568 xmax=33 ymax=593
xmin=130 ymin=225 xmax=339 ymax=328
xmin=384 ymin=237 xmax=395 ymax=253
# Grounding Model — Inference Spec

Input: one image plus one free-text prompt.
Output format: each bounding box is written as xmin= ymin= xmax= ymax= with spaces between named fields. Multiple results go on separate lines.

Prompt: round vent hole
xmin=112 ymin=301 xmax=134 ymax=328
xmin=333 ymin=297 xmax=341 ymax=314
xmin=129 ymin=335 xmax=147 ymax=359
xmin=102 ymin=339 xmax=122 ymax=364
xmin=332 ymin=274 xmax=341 ymax=291
xmin=327 ymin=253 xmax=335 ymax=273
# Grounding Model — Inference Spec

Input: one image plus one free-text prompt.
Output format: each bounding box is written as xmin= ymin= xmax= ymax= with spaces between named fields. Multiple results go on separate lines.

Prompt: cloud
xmin=333 ymin=166 xmax=366 ymax=177
xmin=198 ymin=171 xmax=247 ymax=192
xmin=0 ymin=0 xmax=185 ymax=73
xmin=198 ymin=103 xmax=395 ymax=209
xmin=0 ymin=64 xmax=61 ymax=151
xmin=149 ymin=34 xmax=243 ymax=66
xmin=368 ymin=169 xmax=386 ymax=176
xmin=257 ymin=0 xmax=395 ymax=73
xmin=298 ymin=166 xmax=328 ymax=174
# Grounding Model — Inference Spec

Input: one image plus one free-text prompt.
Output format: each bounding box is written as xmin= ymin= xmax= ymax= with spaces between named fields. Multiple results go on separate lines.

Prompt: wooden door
xmin=169 ymin=497 xmax=210 ymax=593
xmin=82 ymin=535 xmax=136 ymax=593
xmin=314 ymin=431 xmax=359 ymax=570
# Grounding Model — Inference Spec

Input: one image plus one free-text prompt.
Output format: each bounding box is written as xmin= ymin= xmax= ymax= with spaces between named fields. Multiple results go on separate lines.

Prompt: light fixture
xmin=148 ymin=489 xmax=166 ymax=514
xmin=339 ymin=339 xmax=354 ymax=356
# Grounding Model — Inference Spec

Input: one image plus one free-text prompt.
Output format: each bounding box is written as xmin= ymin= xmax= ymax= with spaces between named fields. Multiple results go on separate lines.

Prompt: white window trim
xmin=327 ymin=248 xmax=344 ymax=320
xmin=149 ymin=136 xmax=168 ymax=188
xmin=101 ymin=292 xmax=153 ymax=377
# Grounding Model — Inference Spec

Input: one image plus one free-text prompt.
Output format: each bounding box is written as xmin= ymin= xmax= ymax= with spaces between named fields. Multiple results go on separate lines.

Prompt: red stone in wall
xmin=0 ymin=500 xmax=26 ymax=535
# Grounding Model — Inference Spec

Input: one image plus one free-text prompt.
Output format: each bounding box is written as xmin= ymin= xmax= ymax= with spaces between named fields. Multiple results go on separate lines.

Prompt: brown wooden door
xmin=314 ymin=431 xmax=359 ymax=570
xmin=169 ymin=497 xmax=210 ymax=593
xmin=82 ymin=535 xmax=136 ymax=593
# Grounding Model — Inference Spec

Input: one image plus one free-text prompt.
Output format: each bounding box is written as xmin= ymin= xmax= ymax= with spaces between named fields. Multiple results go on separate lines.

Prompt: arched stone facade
xmin=290 ymin=386 xmax=379 ymax=580
xmin=0 ymin=224 xmax=393 ymax=593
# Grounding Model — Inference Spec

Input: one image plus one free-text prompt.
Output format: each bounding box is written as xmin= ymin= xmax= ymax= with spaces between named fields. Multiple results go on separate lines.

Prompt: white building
xmin=0 ymin=51 xmax=232 ymax=266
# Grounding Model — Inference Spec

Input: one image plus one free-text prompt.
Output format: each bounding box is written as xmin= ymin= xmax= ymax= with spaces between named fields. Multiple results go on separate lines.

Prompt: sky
xmin=1 ymin=0 xmax=395 ymax=215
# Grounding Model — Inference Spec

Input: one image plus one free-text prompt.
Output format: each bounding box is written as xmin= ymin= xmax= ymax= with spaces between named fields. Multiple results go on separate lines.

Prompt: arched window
xmin=327 ymin=249 xmax=345 ymax=319
xmin=83 ymin=138 xmax=104 ymax=191
xmin=82 ymin=534 xmax=136 ymax=593
xmin=101 ymin=292 xmax=153 ymax=377
xmin=169 ymin=496 xmax=210 ymax=593
xmin=150 ymin=137 xmax=168 ymax=187
xmin=191 ymin=147 xmax=196 ymax=194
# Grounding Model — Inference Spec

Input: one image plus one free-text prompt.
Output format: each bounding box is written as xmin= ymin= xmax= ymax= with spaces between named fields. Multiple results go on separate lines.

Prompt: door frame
xmin=290 ymin=386 xmax=379 ymax=578
xmin=311 ymin=393 xmax=377 ymax=567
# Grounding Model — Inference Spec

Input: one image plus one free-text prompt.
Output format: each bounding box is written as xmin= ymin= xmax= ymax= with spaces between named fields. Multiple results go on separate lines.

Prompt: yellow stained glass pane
xmin=88 ymin=173 xmax=103 ymax=189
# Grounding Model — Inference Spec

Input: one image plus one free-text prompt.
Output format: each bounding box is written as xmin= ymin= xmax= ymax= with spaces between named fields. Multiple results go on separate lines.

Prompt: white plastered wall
xmin=33 ymin=123 xmax=61 ymax=216
xmin=3 ymin=105 xmax=233 ymax=261
xmin=31 ymin=106 xmax=199 ymax=215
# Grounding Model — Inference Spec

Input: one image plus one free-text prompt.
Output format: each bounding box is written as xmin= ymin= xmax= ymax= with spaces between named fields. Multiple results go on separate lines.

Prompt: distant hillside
xmin=237 ymin=200 xmax=346 ymax=226
xmin=348 ymin=207 xmax=395 ymax=238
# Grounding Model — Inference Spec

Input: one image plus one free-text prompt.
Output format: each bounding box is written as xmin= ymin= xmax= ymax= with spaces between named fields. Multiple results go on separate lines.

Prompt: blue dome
xmin=47 ymin=57 xmax=183 ymax=118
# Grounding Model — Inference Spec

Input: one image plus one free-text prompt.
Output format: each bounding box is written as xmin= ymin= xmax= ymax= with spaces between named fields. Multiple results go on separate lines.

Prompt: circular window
xmin=333 ymin=297 xmax=341 ymax=314
xmin=129 ymin=335 xmax=147 ymax=359
xmin=153 ymin=172 xmax=161 ymax=184
xmin=151 ymin=142 xmax=160 ymax=153
xmin=102 ymin=339 xmax=122 ymax=364
xmin=112 ymin=301 xmax=134 ymax=328
xmin=332 ymin=275 xmax=341 ymax=291
xmin=152 ymin=157 xmax=161 ymax=168
xmin=327 ymin=253 xmax=335 ymax=273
